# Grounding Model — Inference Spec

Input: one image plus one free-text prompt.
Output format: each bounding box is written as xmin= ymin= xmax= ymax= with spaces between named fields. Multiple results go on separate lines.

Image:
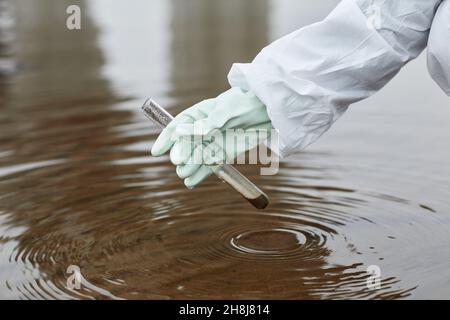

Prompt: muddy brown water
xmin=0 ymin=0 xmax=450 ymax=299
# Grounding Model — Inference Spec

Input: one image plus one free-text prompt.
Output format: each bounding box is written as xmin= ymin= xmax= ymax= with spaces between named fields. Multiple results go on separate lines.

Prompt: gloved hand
xmin=151 ymin=87 xmax=273 ymax=188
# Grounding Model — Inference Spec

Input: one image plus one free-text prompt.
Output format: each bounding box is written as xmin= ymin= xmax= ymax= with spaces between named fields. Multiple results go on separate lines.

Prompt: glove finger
xmin=170 ymin=138 xmax=195 ymax=165
xmin=151 ymin=126 xmax=176 ymax=156
xmin=191 ymin=98 xmax=217 ymax=116
xmin=176 ymin=163 xmax=201 ymax=179
xmin=173 ymin=119 xmax=212 ymax=139
xmin=184 ymin=165 xmax=214 ymax=189
xmin=184 ymin=137 xmax=226 ymax=167
xmin=175 ymin=123 xmax=220 ymax=188
xmin=176 ymin=138 xmax=223 ymax=179
xmin=151 ymin=111 xmax=195 ymax=156
xmin=180 ymin=98 xmax=216 ymax=121
xmin=151 ymin=98 xmax=216 ymax=156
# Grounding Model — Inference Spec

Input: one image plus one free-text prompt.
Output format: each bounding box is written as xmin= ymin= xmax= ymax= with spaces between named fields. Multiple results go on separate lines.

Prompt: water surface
xmin=0 ymin=0 xmax=450 ymax=299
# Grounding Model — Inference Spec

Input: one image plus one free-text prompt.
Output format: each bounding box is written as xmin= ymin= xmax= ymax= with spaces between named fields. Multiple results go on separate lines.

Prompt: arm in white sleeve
xmin=228 ymin=0 xmax=442 ymax=157
xmin=428 ymin=0 xmax=450 ymax=96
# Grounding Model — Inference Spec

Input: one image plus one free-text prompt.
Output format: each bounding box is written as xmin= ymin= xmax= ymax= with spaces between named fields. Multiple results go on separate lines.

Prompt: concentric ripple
xmin=1 ymin=155 xmax=449 ymax=299
xmin=230 ymin=228 xmax=307 ymax=256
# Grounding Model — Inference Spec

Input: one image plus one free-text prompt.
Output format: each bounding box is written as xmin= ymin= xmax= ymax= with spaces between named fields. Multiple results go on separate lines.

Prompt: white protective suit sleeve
xmin=428 ymin=0 xmax=450 ymax=96
xmin=228 ymin=0 xmax=442 ymax=157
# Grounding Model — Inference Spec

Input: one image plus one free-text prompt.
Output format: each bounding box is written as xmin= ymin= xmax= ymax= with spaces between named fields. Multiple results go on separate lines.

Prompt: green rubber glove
xmin=151 ymin=87 xmax=273 ymax=188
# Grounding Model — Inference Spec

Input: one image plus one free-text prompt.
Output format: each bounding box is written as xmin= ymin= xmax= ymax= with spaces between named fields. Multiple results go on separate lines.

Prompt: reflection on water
xmin=0 ymin=0 xmax=15 ymax=76
xmin=0 ymin=0 xmax=450 ymax=299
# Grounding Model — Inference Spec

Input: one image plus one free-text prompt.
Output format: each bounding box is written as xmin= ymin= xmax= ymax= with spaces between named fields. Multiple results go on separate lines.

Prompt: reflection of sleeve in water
xmin=228 ymin=0 xmax=443 ymax=157
xmin=0 ymin=0 xmax=15 ymax=76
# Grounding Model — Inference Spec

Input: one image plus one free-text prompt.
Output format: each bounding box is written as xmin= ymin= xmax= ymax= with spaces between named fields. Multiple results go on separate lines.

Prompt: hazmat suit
xmin=152 ymin=0 xmax=450 ymax=188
